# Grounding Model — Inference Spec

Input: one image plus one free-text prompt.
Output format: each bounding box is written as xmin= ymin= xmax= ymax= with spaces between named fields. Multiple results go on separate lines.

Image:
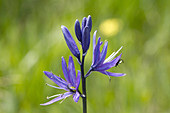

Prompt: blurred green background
xmin=0 ymin=0 xmax=170 ymax=113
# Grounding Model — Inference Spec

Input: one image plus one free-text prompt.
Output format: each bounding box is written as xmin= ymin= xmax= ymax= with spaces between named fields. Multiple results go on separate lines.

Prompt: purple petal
xmin=62 ymin=57 xmax=70 ymax=83
xmin=82 ymin=26 xmax=90 ymax=54
xmin=86 ymin=15 xmax=92 ymax=32
xmin=95 ymin=53 xmax=122 ymax=71
xmin=61 ymin=25 xmax=80 ymax=59
xmin=68 ymin=56 xmax=76 ymax=87
xmin=82 ymin=17 xmax=87 ymax=31
xmin=75 ymin=20 xmax=82 ymax=43
xmin=43 ymin=71 xmax=67 ymax=88
xmin=73 ymin=91 xmax=80 ymax=103
xmin=76 ymin=70 xmax=81 ymax=90
xmin=40 ymin=92 xmax=73 ymax=106
xmin=92 ymin=30 xmax=97 ymax=65
xmin=99 ymin=71 xmax=126 ymax=77
xmin=92 ymin=37 xmax=101 ymax=67
xmin=93 ymin=31 xmax=97 ymax=51
xmin=100 ymin=41 xmax=103 ymax=46
xmin=96 ymin=41 xmax=108 ymax=66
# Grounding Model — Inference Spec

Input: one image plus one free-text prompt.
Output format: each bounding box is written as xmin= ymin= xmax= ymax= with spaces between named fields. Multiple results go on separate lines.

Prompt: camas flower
xmin=40 ymin=56 xmax=81 ymax=105
xmin=85 ymin=31 xmax=126 ymax=78
xmin=75 ymin=15 xmax=92 ymax=55
xmin=61 ymin=26 xmax=80 ymax=61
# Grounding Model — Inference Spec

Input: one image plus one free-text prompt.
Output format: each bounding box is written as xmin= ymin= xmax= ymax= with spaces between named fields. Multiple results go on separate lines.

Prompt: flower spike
xmin=41 ymin=15 xmax=126 ymax=111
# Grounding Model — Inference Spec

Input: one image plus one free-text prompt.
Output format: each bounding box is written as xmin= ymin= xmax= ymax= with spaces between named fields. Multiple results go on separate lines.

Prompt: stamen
xmin=104 ymin=52 xmax=115 ymax=63
xmin=59 ymin=97 xmax=67 ymax=104
xmin=47 ymin=94 xmax=61 ymax=99
xmin=46 ymin=83 xmax=64 ymax=89
xmin=60 ymin=93 xmax=71 ymax=104
xmin=104 ymin=46 xmax=123 ymax=63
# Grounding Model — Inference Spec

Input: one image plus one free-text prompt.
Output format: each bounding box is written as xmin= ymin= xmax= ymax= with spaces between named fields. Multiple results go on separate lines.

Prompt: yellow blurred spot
xmin=99 ymin=18 xmax=121 ymax=37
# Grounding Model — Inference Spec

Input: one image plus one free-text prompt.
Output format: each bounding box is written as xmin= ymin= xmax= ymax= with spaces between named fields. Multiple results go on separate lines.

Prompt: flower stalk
xmin=81 ymin=55 xmax=87 ymax=113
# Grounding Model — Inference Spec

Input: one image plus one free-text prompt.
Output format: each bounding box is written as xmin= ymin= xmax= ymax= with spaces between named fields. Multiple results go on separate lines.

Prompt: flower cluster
xmin=41 ymin=15 xmax=125 ymax=106
xmin=85 ymin=30 xmax=126 ymax=77
xmin=40 ymin=56 xmax=80 ymax=105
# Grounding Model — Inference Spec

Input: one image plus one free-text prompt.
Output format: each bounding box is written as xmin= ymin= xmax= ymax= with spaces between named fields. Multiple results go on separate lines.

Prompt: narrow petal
xmin=76 ymin=70 xmax=81 ymax=90
xmin=92 ymin=30 xmax=97 ymax=65
xmin=93 ymin=30 xmax=97 ymax=51
xmin=82 ymin=17 xmax=87 ymax=31
xmin=62 ymin=57 xmax=70 ymax=83
xmin=95 ymin=41 xmax=108 ymax=66
xmin=99 ymin=71 xmax=126 ymax=77
xmin=86 ymin=15 xmax=92 ymax=32
xmin=73 ymin=91 xmax=80 ymax=103
xmin=43 ymin=71 xmax=67 ymax=88
xmin=75 ymin=20 xmax=82 ymax=43
xmin=68 ymin=56 xmax=76 ymax=87
xmin=61 ymin=25 xmax=80 ymax=59
xmin=40 ymin=92 xmax=73 ymax=106
xmin=95 ymin=53 xmax=122 ymax=71
xmin=82 ymin=26 xmax=90 ymax=54
xmin=92 ymin=37 xmax=101 ymax=67
xmin=100 ymin=41 xmax=103 ymax=46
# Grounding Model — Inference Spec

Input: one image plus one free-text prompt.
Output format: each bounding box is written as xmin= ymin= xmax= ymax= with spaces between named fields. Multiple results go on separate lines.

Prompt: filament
xmin=59 ymin=97 xmax=67 ymax=104
xmin=47 ymin=94 xmax=62 ymax=99
xmin=46 ymin=83 xmax=64 ymax=89
xmin=104 ymin=46 xmax=123 ymax=63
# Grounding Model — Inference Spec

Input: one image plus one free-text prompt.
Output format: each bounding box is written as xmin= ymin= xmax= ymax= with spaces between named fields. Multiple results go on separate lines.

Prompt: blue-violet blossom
xmin=86 ymin=31 xmax=126 ymax=77
xmin=75 ymin=15 xmax=92 ymax=55
xmin=40 ymin=56 xmax=81 ymax=105
xmin=61 ymin=26 xmax=80 ymax=61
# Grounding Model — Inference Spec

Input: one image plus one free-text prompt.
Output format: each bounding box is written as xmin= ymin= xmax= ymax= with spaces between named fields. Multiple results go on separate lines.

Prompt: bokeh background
xmin=0 ymin=0 xmax=170 ymax=113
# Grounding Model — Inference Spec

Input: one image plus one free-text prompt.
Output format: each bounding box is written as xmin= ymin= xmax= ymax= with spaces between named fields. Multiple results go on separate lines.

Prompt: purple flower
xmin=86 ymin=31 xmax=126 ymax=77
xmin=75 ymin=15 xmax=92 ymax=55
xmin=61 ymin=26 xmax=80 ymax=61
xmin=40 ymin=56 xmax=81 ymax=105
